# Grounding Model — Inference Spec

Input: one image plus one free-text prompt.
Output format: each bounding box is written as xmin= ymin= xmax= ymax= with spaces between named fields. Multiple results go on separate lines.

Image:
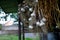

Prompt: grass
xmin=0 ymin=35 xmax=18 ymax=40
xmin=25 ymin=38 xmax=32 ymax=40
xmin=0 ymin=34 xmax=40 ymax=40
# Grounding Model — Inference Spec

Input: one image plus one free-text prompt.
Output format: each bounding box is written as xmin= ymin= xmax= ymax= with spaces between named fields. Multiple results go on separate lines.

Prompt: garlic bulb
xmin=21 ymin=8 xmax=25 ymax=12
xmin=28 ymin=17 xmax=32 ymax=21
xmin=29 ymin=25 xmax=33 ymax=29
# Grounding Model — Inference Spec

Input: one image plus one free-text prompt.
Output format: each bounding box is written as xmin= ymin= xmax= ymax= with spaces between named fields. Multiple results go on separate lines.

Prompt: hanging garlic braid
xmin=38 ymin=0 xmax=60 ymax=32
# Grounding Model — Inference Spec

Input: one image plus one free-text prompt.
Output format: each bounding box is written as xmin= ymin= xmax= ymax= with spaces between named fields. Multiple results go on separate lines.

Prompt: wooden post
xmin=18 ymin=4 xmax=21 ymax=40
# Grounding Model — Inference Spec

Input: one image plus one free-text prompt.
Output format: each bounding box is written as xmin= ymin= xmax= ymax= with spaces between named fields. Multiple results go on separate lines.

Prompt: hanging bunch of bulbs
xmin=18 ymin=0 xmax=47 ymax=33
xmin=18 ymin=0 xmax=35 ymax=29
xmin=18 ymin=0 xmax=60 ymax=33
